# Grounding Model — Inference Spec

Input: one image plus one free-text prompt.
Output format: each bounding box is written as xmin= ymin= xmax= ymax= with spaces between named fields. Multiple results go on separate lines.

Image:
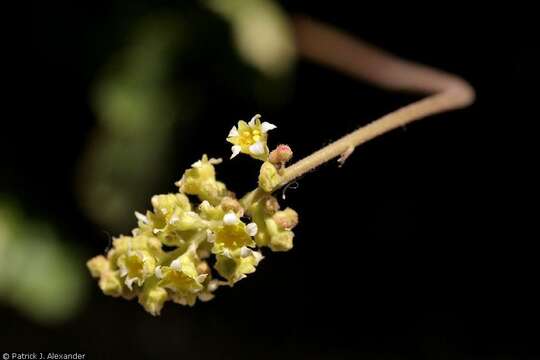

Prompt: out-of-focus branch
xmin=278 ymin=16 xmax=475 ymax=186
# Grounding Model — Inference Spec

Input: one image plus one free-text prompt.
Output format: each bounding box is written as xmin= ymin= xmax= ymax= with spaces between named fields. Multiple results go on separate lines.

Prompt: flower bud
xmin=272 ymin=208 xmax=299 ymax=230
xmin=269 ymin=144 xmax=293 ymax=166
xmin=258 ymin=162 xmax=282 ymax=192
xmin=87 ymin=255 xmax=109 ymax=278
xmin=220 ymin=196 xmax=244 ymax=216
xmin=269 ymin=231 xmax=294 ymax=252
xmin=98 ymin=272 xmax=123 ymax=297
xmin=139 ymin=283 xmax=168 ymax=316
xmin=197 ymin=260 xmax=211 ymax=275
xmin=264 ymin=196 xmax=280 ymax=214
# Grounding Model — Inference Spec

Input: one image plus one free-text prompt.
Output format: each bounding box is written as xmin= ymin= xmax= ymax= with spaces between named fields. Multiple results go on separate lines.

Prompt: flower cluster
xmin=87 ymin=115 xmax=299 ymax=315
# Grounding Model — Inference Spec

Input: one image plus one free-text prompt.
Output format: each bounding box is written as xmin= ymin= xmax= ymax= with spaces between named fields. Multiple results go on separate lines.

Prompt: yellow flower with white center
xmin=155 ymin=254 xmax=206 ymax=298
xmin=212 ymin=212 xmax=256 ymax=255
xmin=227 ymin=114 xmax=277 ymax=160
xmin=117 ymin=250 xmax=157 ymax=290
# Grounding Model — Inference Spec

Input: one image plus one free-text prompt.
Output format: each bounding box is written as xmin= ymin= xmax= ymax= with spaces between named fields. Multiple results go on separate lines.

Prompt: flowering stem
xmin=274 ymin=16 xmax=475 ymax=187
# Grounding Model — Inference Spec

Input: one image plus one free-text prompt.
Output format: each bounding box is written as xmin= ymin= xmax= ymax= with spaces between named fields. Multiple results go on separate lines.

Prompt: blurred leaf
xmin=206 ymin=0 xmax=296 ymax=77
xmin=0 ymin=200 xmax=87 ymax=324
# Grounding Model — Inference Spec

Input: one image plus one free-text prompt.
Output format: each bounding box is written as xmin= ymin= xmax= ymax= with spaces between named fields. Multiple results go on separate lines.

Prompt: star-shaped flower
xmin=117 ymin=250 xmax=157 ymax=290
xmin=227 ymin=114 xmax=277 ymax=160
xmin=155 ymin=254 xmax=206 ymax=296
xmin=211 ymin=212 xmax=257 ymax=255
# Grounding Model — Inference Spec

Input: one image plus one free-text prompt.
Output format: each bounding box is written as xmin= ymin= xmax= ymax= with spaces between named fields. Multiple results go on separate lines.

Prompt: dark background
xmin=2 ymin=1 xmax=536 ymax=359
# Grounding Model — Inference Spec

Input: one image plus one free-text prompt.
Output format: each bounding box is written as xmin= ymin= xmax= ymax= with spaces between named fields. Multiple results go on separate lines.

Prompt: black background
xmin=2 ymin=1 xmax=536 ymax=359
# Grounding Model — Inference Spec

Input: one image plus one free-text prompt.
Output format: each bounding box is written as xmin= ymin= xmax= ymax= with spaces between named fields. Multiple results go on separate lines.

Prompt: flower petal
xmin=125 ymin=277 xmax=137 ymax=290
xmin=261 ymin=122 xmax=277 ymax=133
xmin=155 ymin=266 xmax=164 ymax=279
xmin=228 ymin=126 xmax=239 ymax=137
xmin=230 ymin=145 xmax=241 ymax=159
xmin=134 ymin=211 xmax=148 ymax=224
xmin=248 ymin=114 xmax=261 ymax=126
xmin=249 ymin=141 xmax=265 ymax=155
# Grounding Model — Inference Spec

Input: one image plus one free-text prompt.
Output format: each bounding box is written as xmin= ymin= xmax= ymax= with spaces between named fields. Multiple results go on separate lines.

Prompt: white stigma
xmin=170 ymin=258 xmax=182 ymax=272
xmin=223 ymin=212 xmax=239 ymax=226
xmin=240 ymin=246 xmax=252 ymax=258
xmin=246 ymin=222 xmax=258 ymax=236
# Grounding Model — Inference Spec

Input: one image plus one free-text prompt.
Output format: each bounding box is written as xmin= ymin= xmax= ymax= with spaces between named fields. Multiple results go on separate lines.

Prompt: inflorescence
xmin=87 ymin=115 xmax=298 ymax=315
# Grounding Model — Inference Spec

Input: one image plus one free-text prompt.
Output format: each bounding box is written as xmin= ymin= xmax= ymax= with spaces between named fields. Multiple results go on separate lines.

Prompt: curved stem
xmin=277 ymin=16 xmax=475 ymax=187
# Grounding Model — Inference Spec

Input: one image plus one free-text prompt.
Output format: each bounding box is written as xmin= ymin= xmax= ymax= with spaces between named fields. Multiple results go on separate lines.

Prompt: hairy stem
xmin=277 ymin=16 xmax=475 ymax=187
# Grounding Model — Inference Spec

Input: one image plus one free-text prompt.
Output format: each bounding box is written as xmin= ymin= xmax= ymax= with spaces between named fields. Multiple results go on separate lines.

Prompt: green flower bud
xmin=151 ymin=193 xmax=191 ymax=214
xmin=139 ymin=280 xmax=168 ymax=316
xmin=272 ymin=208 xmax=298 ymax=230
xmin=176 ymin=155 xmax=228 ymax=205
xmin=258 ymin=161 xmax=282 ymax=192
xmin=269 ymin=231 xmax=294 ymax=252
xmin=98 ymin=271 xmax=123 ymax=297
xmin=198 ymin=200 xmax=225 ymax=221
xmin=87 ymin=255 xmax=109 ymax=278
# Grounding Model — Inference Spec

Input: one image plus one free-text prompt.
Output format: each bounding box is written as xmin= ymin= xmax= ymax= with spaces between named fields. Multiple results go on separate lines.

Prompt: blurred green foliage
xmin=0 ymin=199 xmax=87 ymax=324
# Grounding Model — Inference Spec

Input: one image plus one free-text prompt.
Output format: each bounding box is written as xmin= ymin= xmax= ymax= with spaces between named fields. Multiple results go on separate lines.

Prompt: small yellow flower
xmin=155 ymin=254 xmax=206 ymax=296
xmin=227 ymin=114 xmax=277 ymax=160
xmin=214 ymin=250 xmax=263 ymax=284
xmin=117 ymin=250 xmax=156 ymax=290
xmin=211 ymin=212 xmax=256 ymax=255
xmin=107 ymin=235 xmax=163 ymax=264
xmin=176 ymin=155 xmax=229 ymax=205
